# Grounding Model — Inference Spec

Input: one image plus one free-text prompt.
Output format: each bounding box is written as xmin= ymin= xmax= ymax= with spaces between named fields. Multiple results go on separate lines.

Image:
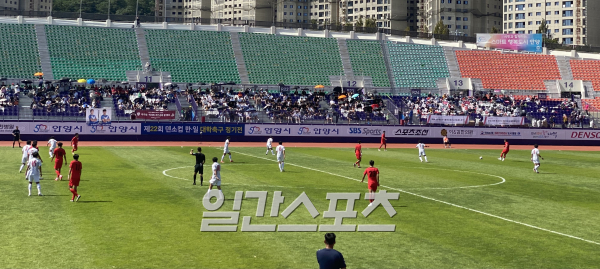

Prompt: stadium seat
xmin=346 ymin=40 xmax=390 ymax=87
xmin=0 ymin=24 xmax=41 ymax=79
xmin=386 ymin=42 xmax=450 ymax=88
xmin=455 ymin=50 xmax=560 ymax=90
xmin=570 ymin=60 xmax=600 ymax=91
xmin=238 ymin=33 xmax=343 ymax=86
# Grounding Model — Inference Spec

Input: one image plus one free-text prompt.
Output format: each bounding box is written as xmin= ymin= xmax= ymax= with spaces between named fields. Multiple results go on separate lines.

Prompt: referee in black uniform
xmin=12 ymin=126 xmax=21 ymax=148
xmin=190 ymin=147 xmax=205 ymax=185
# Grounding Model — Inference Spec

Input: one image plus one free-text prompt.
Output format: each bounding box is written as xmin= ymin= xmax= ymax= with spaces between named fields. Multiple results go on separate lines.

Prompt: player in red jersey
xmin=378 ymin=131 xmax=387 ymax=151
xmin=68 ymin=154 xmax=83 ymax=202
xmin=499 ymin=139 xmax=509 ymax=161
xmin=353 ymin=140 xmax=362 ymax=168
xmin=70 ymin=133 xmax=79 ymax=155
xmin=361 ymin=160 xmax=380 ymax=207
xmin=51 ymin=142 xmax=67 ymax=181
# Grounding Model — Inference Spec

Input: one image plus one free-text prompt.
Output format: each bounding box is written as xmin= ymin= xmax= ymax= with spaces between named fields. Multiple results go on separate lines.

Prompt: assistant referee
xmin=12 ymin=126 xmax=21 ymax=148
xmin=190 ymin=147 xmax=206 ymax=185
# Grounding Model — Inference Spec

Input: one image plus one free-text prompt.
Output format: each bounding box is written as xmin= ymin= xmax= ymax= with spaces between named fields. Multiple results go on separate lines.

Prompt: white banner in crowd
xmin=8 ymin=122 xmax=141 ymax=135
xmin=426 ymin=115 xmax=469 ymax=125
xmin=86 ymin=107 xmax=113 ymax=126
xmin=245 ymin=124 xmax=600 ymax=141
xmin=483 ymin=116 xmax=525 ymax=126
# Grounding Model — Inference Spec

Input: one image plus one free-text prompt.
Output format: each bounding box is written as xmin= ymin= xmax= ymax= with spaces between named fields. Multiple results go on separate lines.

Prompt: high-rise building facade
xmin=502 ymin=0 xmax=586 ymax=45
xmin=420 ymin=0 xmax=503 ymax=36
xmin=1 ymin=0 xmax=52 ymax=12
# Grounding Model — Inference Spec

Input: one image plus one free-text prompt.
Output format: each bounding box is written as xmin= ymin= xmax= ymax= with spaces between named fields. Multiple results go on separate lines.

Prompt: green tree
xmin=433 ymin=20 xmax=449 ymax=35
xmin=404 ymin=26 xmax=411 ymax=32
xmin=53 ymin=0 xmax=155 ymax=16
xmin=355 ymin=16 xmax=364 ymax=27
xmin=491 ymin=26 xmax=500 ymax=33
xmin=365 ymin=18 xmax=376 ymax=28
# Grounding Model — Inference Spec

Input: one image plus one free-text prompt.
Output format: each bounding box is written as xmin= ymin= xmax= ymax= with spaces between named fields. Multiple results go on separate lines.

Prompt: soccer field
xmin=2 ymin=145 xmax=600 ymax=268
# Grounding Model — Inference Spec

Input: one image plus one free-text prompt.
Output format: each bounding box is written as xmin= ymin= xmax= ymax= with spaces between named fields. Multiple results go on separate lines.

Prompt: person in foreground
xmin=531 ymin=144 xmax=544 ymax=174
xmin=26 ymin=152 xmax=43 ymax=196
xmin=206 ymin=157 xmax=224 ymax=200
xmin=316 ymin=233 xmax=346 ymax=269
xmin=361 ymin=160 xmax=379 ymax=207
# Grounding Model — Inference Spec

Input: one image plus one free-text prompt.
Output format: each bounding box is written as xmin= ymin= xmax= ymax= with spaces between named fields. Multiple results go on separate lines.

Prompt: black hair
xmin=324 ymin=233 xmax=336 ymax=245
xmin=369 ymin=160 xmax=375 ymax=166
xmin=279 ymin=141 xmax=282 ymax=145
xmin=58 ymin=142 xmax=63 ymax=147
xmin=197 ymin=147 xmax=202 ymax=152
xmin=32 ymin=152 xmax=40 ymax=158
xmin=32 ymin=140 xmax=37 ymax=146
xmin=50 ymin=136 xmax=55 ymax=139
xmin=212 ymin=157 xmax=218 ymax=162
xmin=534 ymin=144 xmax=538 ymax=148
xmin=358 ymin=140 xmax=361 ymax=144
xmin=73 ymin=154 xmax=80 ymax=160
xmin=75 ymin=133 xmax=79 ymax=136
xmin=103 ymin=109 xmax=107 ymax=112
xmin=226 ymin=136 xmax=231 ymax=139
xmin=418 ymin=140 xmax=421 ymax=143
xmin=26 ymin=140 xmax=31 ymax=145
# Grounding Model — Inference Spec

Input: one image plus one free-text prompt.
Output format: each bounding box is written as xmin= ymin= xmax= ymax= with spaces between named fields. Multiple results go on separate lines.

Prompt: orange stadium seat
xmin=570 ymin=60 xmax=600 ymax=91
xmin=455 ymin=50 xmax=561 ymax=90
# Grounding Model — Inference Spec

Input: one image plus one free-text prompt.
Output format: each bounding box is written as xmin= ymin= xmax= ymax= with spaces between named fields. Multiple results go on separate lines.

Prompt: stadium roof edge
xmin=1 ymin=15 xmax=599 ymax=61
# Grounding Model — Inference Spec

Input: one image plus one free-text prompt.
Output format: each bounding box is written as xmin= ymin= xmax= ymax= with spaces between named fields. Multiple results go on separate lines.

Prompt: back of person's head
xmin=197 ymin=147 xmax=202 ymax=152
xmin=358 ymin=140 xmax=361 ymax=144
xmin=32 ymin=140 xmax=37 ymax=147
xmin=369 ymin=160 xmax=375 ymax=166
xmin=27 ymin=140 xmax=31 ymax=145
xmin=226 ymin=136 xmax=231 ymax=140
xmin=279 ymin=141 xmax=283 ymax=145
xmin=73 ymin=154 xmax=80 ymax=160
xmin=324 ymin=233 xmax=336 ymax=245
xmin=32 ymin=152 xmax=39 ymax=158
xmin=58 ymin=142 xmax=63 ymax=147
xmin=50 ymin=136 xmax=55 ymax=140
xmin=418 ymin=140 xmax=422 ymax=143
xmin=212 ymin=157 xmax=218 ymax=162
xmin=534 ymin=144 xmax=538 ymax=148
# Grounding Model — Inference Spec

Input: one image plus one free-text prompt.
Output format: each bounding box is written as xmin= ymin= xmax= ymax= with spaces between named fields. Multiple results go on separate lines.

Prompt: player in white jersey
xmin=416 ymin=140 xmax=429 ymax=163
xmin=531 ymin=144 xmax=544 ymax=173
xmin=266 ymin=136 xmax=274 ymax=155
xmin=221 ymin=136 xmax=233 ymax=163
xmin=206 ymin=157 xmax=224 ymax=200
xmin=47 ymin=136 xmax=58 ymax=158
xmin=26 ymin=152 xmax=43 ymax=196
xmin=28 ymin=141 xmax=40 ymax=161
xmin=19 ymin=140 xmax=32 ymax=172
xmin=276 ymin=141 xmax=286 ymax=172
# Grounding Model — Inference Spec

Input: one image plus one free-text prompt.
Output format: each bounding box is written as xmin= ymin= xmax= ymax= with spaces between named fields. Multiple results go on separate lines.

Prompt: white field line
xmin=229 ymin=150 xmax=600 ymax=246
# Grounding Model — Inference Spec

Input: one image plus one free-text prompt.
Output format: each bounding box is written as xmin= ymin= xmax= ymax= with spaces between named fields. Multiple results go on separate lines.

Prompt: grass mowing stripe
xmin=231 ymin=150 xmax=600 ymax=247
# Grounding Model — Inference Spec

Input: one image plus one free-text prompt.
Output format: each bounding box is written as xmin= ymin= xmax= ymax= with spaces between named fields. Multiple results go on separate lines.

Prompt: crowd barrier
xmin=0 ymin=121 xmax=599 ymax=145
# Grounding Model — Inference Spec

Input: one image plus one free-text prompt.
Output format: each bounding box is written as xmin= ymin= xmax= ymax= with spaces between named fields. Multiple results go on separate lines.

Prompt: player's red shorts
xmin=381 ymin=141 xmax=386 ymax=145
xmin=356 ymin=153 xmax=361 ymax=160
xmin=368 ymin=183 xmax=378 ymax=192
xmin=73 ymin=144 xmax=78 ymax=151
xmin=54 ymin=160 xmax=63 ymax=170
xmin=502 ymin=150 xmax=509 ymax=154
xmin=69 ymin=177 xmax=80 ymax=187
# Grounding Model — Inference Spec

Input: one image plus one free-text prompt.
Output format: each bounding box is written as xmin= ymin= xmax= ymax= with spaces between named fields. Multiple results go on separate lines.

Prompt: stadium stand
xmin=145 ymin=29 xmax=240 ymax=84
xmin=111 ymin=85 xmax=175 ymax=118
xmin=455 ymin=50 xmax=561 ymax=90
xmin=29 ymin=85 xmax=102 ymax=117
xmin=346 ymin=40 xmax=390 ymax=88
xmin=386 ymin=42 xmax=449 ymax=88
xmin=570 ymin=59 xmax=600 ymax=91
xmin=0 ymin=24 xmax=41 ymax=79
xmin=238 ymin=33 xmax=343 ymax=86
xmin=44 ymin=25 xmax=141 ymax=81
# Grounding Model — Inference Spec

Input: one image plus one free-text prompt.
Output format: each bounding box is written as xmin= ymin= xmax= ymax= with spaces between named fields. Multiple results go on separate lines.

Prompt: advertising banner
xmin=135 ymin=110 xmax=176 ymax=120
xmin=483 ymin=116 xmax=525 ymax=126
xmin=427 ymin=115 xmax=469 ymax=125
xmin=26 ymin=122 xmax=140 ymax=135
xmin=0 ymin=122 xmax=30 ymax=134
xmin=476 ymin=34 xmax=542 ymax=53
xmin=567 ymin=130 xmax=600 ymax=140
xmin=86 ymin=107 xmax=112 ymax=126
xmin=141 ymin=123 xmax=244 ymax=136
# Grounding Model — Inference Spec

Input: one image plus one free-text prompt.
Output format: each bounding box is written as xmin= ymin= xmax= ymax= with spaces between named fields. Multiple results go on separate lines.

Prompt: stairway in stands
xmin=34 ymin=25 xmax=54 ymax=81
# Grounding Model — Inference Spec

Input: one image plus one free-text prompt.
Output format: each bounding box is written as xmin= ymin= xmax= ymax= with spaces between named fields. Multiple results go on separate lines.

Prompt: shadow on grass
xmin=43 ymin=194 xmax=70 ymax=197
xmin=77 ymin=201 xmax=113 ymax=203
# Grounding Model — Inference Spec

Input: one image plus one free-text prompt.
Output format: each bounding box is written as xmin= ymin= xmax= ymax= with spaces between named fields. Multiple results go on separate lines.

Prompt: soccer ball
xmin=479 ymin=156 xmax=483 ymax=160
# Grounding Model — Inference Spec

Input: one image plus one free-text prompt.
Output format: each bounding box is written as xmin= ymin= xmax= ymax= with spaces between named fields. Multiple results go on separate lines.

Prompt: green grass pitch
xmin=2 ymin=145 xmax=600 ymax=268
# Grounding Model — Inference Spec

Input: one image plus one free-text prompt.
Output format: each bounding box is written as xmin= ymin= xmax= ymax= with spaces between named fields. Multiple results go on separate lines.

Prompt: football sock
xmin=278 ymin=163 xmax=282 ymax=171
xmin=266 ymin=149 xmax=269 ymax=154
xmin=419 ymin=157 xmax=423 ymax=162
xmin=221 ymin=156 xmax=224 ymax=162
xmin=36 ymin=184 xmax=41 ymax=194
xmin=369 ymin=199 xmax=374 ymax=203
xmin=424 ymin=156 xmax=428 ymax=162
xmin=228 ymin=155 xmax=232 ymax=161
xmin=28 ymin=184 xmax=32 ymax=194
xmin=271 ymin=150 xmax=274 ymax=155
xmin=282 ymin=162 xmax=284 ymax=171
xmin=19 ymin=164 xmax=24 ymax=172
xmin=55 ymin=170 xmax=60 ymax=177
xmin=193 ymin=174 xmax=197 ymax=183
xmin=200 ymin=176 xmax=203 ymax=185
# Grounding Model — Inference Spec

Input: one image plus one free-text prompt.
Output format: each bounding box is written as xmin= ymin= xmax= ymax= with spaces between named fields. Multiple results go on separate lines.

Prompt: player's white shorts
xmin=223 ymin=148 xmax=230 ymax=154
xmin=49 ymin=147 xmax=56 ymax=155
xmin=27 ymin=174 xmax=40 ymax=183
xmin=532 ymin=158 xmax=540 ymax=164
xmin=21 ymin=155 xmax=28 ymax=164
xmin=277 ymin=156 xmax=284 ymax=162
xmin=209 ymin=178 xmax=221 ymax=186
xmin=267 ymin=145 xmax=272 ymax=149
xmin=418 ymin=150 xmax=426 ymax=157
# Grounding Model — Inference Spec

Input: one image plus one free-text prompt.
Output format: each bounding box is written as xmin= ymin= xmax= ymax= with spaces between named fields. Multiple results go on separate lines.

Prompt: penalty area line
xmin=232 ymin=150 xmax=600 ymax=246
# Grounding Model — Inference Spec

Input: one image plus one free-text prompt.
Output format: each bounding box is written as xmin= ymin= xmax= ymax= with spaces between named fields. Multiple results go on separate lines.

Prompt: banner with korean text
xmin=135 ymin=110 xmax=176 ymax=120
xmin=426 ymin=115 xmax=469 ymax=125
xmin=24 ymin=122 xmax=140 ymax=135
xmin=476 ymin=34 xmax=542 ymax=53
xmin=483 ymin=117 xmax=525 ymax=126
xmin=141 ymin=123 xmax=244 ymax=136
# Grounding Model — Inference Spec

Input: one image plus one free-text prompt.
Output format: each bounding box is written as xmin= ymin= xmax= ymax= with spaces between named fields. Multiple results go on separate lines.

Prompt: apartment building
xmin=420 ymin=0 xmax=503 ymax=36
xmin=502 ymin=0 xmax=586 ymax=45
xmin=1 ymin=0 xmax=52 ymax=12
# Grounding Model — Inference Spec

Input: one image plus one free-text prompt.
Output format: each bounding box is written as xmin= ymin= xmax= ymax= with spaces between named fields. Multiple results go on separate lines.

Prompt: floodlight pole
xmin=108 ymin=0 xmax=110 ymax=20
xmin=79 ymin=0 xmax=83 ymax=18
xmin=136 ymin=0 xmax=139 ymax=18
